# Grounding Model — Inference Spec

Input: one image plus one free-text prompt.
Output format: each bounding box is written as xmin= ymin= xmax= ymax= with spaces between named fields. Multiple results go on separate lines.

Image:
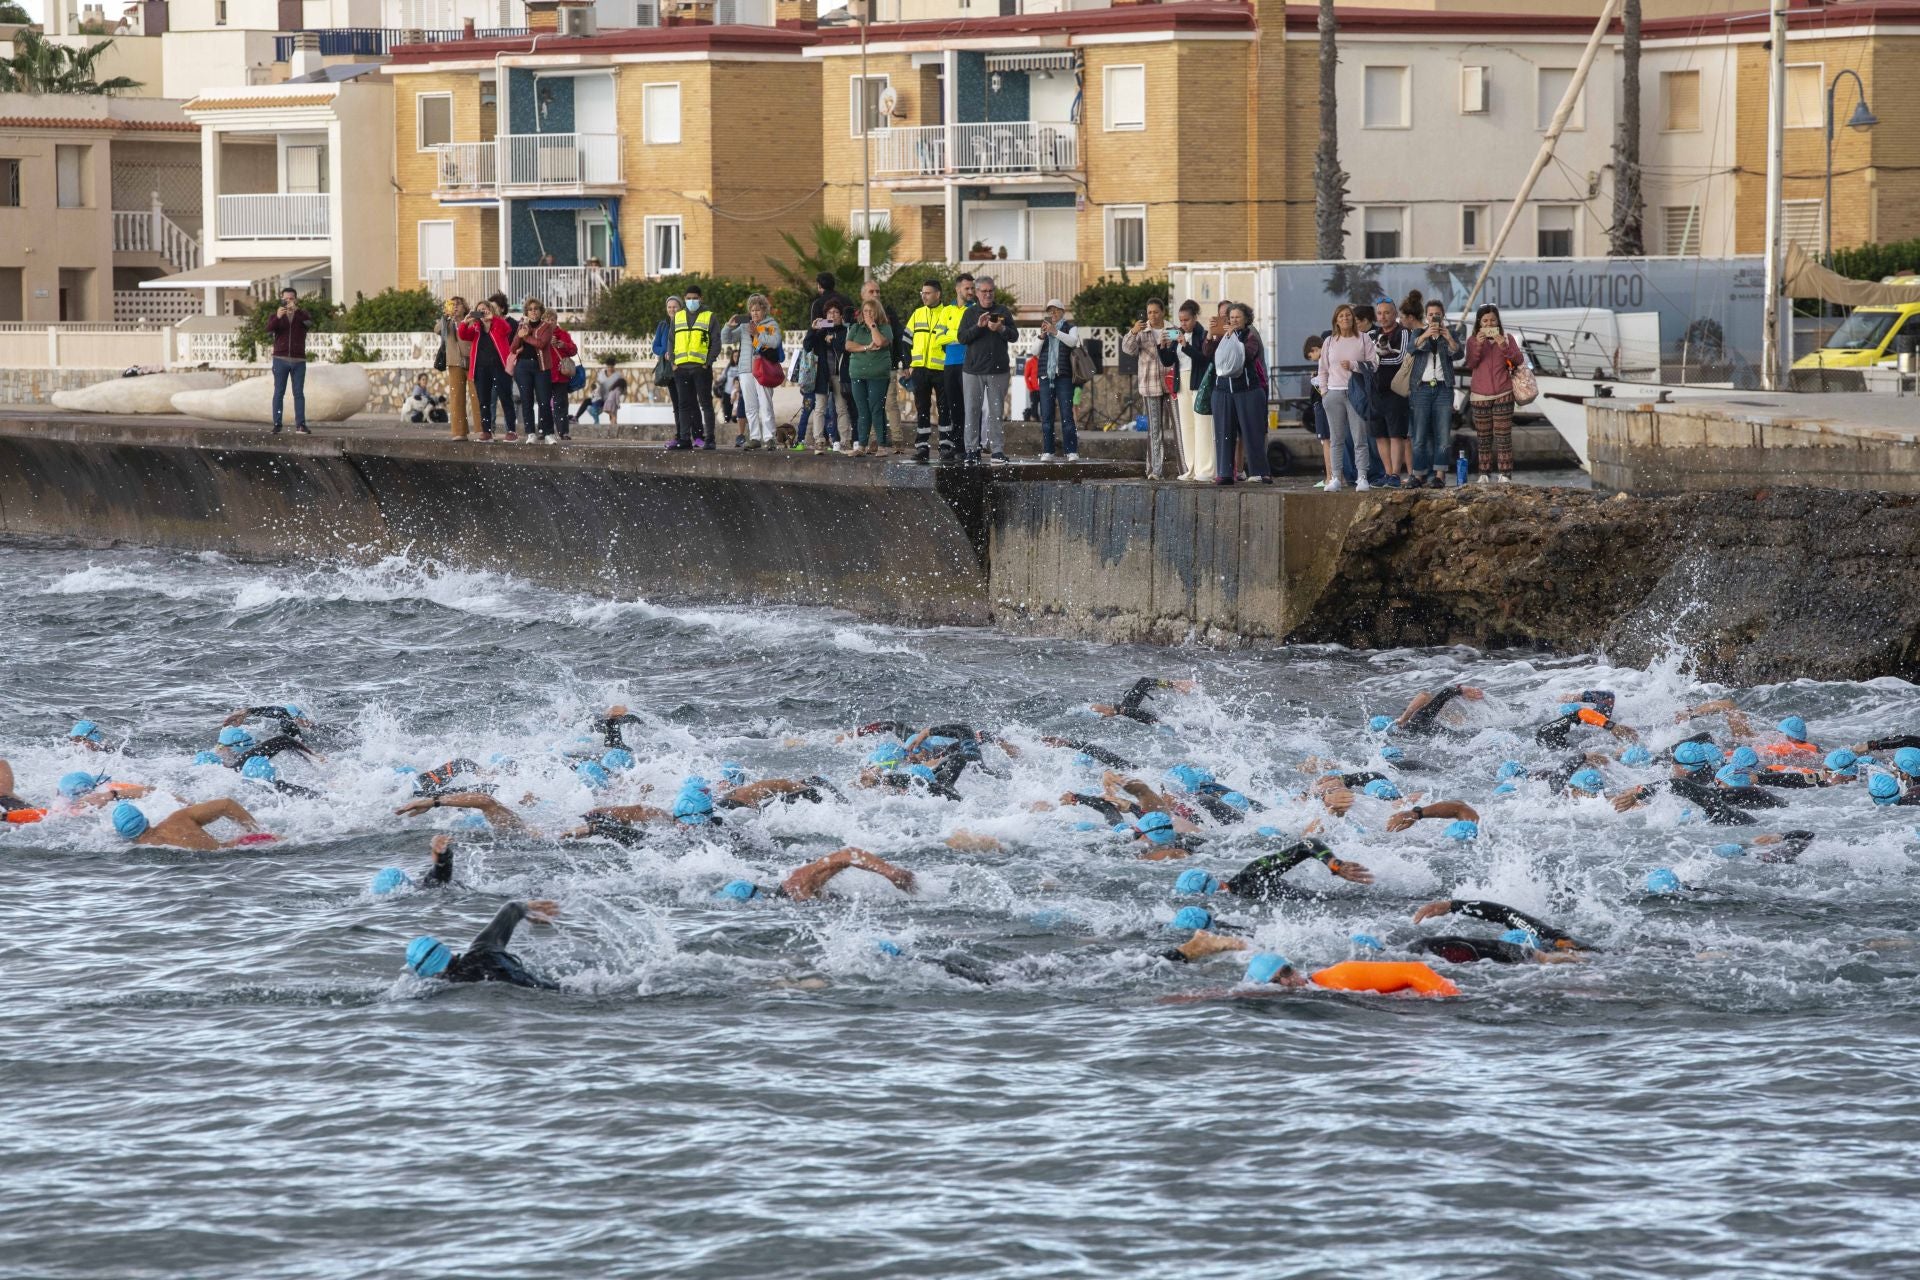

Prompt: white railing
xmin=216 ymin=193 xmax=331 ymax=240
xmin=869 ymin=121 xmax=1079 ymax=180
xmin=956 ymin=261 xmax=1084 ymax=311
xmin=424 ymin=267 xmax=505 ymax=303
xmin=434 ymin=142 xmax=498 ymax=198
xmin=500 ymin=133 xmax=621 ymax=189
xmin=504 ymin=266 xmax=623 ymax=316
xmin=114 ymin=290 xmax=202 ymax=326
xmin=113 ymin=205 xmax=203 ymax=272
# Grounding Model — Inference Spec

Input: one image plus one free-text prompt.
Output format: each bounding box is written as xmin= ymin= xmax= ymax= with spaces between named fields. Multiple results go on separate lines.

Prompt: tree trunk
xmin=1609 ymin=0 xmax=1645 ymax=255
xmin=1314 ymin=0 xmax=1348 ymax=261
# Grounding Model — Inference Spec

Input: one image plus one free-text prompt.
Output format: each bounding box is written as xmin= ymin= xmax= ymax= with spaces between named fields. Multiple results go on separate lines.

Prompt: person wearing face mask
xmin=1464 ymin=303 xmax=1524 ymax=483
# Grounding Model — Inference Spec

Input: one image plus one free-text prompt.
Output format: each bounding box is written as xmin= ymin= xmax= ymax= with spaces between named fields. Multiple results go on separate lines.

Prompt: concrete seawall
xmin=0 ymin=412 xmax=1048 ymax=625
xmin=1589 ymin=393 xmax=1920 ymax=495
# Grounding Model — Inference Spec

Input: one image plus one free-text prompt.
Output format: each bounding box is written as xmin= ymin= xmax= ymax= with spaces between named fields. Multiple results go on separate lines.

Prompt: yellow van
xmin=1794 ymin=294 xmax=1920 ymax=370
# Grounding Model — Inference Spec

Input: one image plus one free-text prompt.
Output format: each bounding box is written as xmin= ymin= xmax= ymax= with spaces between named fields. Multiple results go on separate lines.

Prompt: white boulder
xmin=171 ymin=364 xmax=370 ymax=423
xmin=51 ymin=371 xmax=227 ymax=414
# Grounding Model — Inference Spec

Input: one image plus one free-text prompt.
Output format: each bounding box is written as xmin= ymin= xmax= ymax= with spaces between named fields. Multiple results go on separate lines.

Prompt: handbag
xmin=1069 ymin=342 xmax=1095 ymax=387
xmin=653 ymin=358 xmax=676 ymax=388
xmin=556 ymin=355 xmax=577 ymax=380
xmin=433 ymin=336 xmax=446 ymax=373
xmin=1508 ymin=354 xmax=1539 ymax=406
xmin=1389 ymin=353 xmax=1413 ymax=398
xmin=1194 ymin=363 xmax=1216 ymax=417
xmin=753 ymin=353 xmax=785 ymax=389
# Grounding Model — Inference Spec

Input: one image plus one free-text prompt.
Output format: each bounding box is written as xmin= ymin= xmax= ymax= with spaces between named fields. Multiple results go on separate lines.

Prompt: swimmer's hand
xmin=431 ymin=833 xmax=454 ymax=856
xmin=1411 ymin=900 xmax=1454 ymax=924
xmin=1169 ymin=680 xmax=1196 ymax=694
xmin=1330 ymin=859 xmax=1374 ymax=885
xmin=1458 ymin=686 xmax=1486 ymax=701
xmin=526 ymin=899 xmax=560 ymax=925
xmin=1181 ymin=930 xmax=1248 ymax=960
xmin=1322 ymin=787 xmax=1356 ymax=816
xmin=1385 ymin=810 xmax=1419 ymax=833
xmin=220 ymin=709 xmax=250 ymax=727
xmin=1610 ymin=788 xmax=1648 ymax=813
xmin=1089 ymin=703 xmax=1117 ymax=717
xmin=394 ymin=797 xmax=436 ymax=816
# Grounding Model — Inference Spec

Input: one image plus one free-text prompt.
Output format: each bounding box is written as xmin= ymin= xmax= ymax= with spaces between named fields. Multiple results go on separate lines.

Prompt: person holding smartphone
xmin=265 ymin=287 xmax=310 ymax=434
xmin=458 ymin=294 xmax=516 ymax=442
xmin=1121 ymin=298 xmax=1180 ymax=479
xmin=1409 ymin=298 xmax=1461 ymax=486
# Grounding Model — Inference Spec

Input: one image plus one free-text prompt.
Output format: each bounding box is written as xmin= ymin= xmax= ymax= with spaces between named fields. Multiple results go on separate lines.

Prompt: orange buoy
xmin=1309 ymin=960 xmax=1460 ymax=997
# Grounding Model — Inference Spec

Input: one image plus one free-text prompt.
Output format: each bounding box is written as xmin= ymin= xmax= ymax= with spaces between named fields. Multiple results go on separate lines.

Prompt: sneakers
xmin=1475 ymin=473 xmax=1492 ymax=484
xmin=1497 ymin=473 xmax=1513 ymax=483
xmin=792 ymin=442 xmax=808 ymax=453
xmin=271 ymin=424 xmax=283 ymax=435
xmin=295 ymin=425 xmax=310 ymax=434
xmin=964 ymin=450 xmax=981 ymax=467
xmin=479 ymin=431 xmax=494 ymax=443
xmin=558 ymin=434 xmax=571 ymax=442
xmin=1039 ymin=452 xmax=1054 ymax=462
xmin=665 ymin=440 xmax=686 ymax=451
xmin=734 ymin=434 xmax=747 ymax=448
xmin=1354 ymin=479 xmax=1371 ymax=492
xmin=990 ymin=452 xmax=1009 ymax=467
xmin=1325 ymin=478 xmax=1342 ymax=492
xmin=1313 ymin=479 xmax=1328 ymax=490
xmin=914 ymin=446 xmax=930 ymax=464
xmin=543 ymin=435 xmax=556 ymax=445
xmin=522 ymin=432 xmax=536 ymax=445
xmin=747 ymin=439 xmax=765 ymax=450
xmin=693 ymin=438 xmax=708 ymax=450
xmin=1067 ymin=452 xmax=1080 ymax=462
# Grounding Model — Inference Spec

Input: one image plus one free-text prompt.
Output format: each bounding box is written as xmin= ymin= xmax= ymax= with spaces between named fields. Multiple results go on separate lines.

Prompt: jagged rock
xmin=171 ymin=365 xmax=370 ymax=423
xmin=51 ymin=372 xmax=226 ymax=414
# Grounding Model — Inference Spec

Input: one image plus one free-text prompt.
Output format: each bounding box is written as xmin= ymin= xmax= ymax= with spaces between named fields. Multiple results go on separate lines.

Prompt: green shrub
xmin=1826 ymin=238 xmax=1920 ymax=283
xmin=339 ymin=286 xmax=439 ymax=334
xmin=231 ymin=292 xmax=339 ymax=362
xmin=333 ymin=333 xmax=375 ymax=364
xmin=1070 ymin=275 xmax=1173 ymax=329
xmin=586 ymin=274 xmax=764 ymax=339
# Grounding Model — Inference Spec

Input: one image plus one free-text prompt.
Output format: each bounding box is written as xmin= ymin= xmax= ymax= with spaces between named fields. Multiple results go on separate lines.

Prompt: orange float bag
xmin=5 ymin=808 xmax=48 ymax=824
xmin=1310 ymin=960 xmax=1460 ymax=998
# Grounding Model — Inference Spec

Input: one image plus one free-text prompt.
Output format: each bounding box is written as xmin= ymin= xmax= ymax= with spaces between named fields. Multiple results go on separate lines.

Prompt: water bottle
xmin=1456 ymin=450 xmax=1469 ymax=487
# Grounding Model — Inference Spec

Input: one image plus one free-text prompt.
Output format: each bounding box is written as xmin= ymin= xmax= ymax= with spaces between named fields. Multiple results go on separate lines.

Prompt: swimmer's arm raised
xmin=1385 ymin=800 xmax=1478 ymax=832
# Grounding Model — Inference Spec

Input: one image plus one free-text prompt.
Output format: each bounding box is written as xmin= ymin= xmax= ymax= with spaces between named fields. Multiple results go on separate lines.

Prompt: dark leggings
xmin=1213 ymin=381 xmax=1269 ymax=482
xmin=515 ymin=362 xmax=553 ymax=437
xmin=473 ymin=360 xmax=514 ymax=434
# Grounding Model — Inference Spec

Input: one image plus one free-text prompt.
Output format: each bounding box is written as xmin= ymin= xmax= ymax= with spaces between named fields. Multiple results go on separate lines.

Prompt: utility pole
xmin=1760 ymin=0 xmax=1788 ymax=390
xmin=856 ymin=0 xmax=872 ymax=281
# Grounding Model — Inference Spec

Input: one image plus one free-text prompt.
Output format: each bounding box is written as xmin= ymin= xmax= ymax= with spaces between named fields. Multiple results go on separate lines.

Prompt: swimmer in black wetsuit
xmin=1407 ymin=898 xmax=1591 ymax=963
xmin=412 ymin=758 xmax=494 ymax=797
xmin=1380 ymin=683 xmax=1487 ymax=738
xmin=373 ymin=834 xmax=459 ymax=893
xmin=220 ymin=704 xmax=316 ymax=742
xmin=1091 ymin=678 xmax=1195 ymax=725
xmin=596 ymin=704 xmax=644 ymax=750
xmin=1039 ymin=736 xmax=1134 ymax=769
xmin=1534 ymin=692 xmax=1638 ymax=750
xmin=1194 ymin=839 xmax=1375 ymax=902
xmin=404 ymin=899 xmax=562 ymax=990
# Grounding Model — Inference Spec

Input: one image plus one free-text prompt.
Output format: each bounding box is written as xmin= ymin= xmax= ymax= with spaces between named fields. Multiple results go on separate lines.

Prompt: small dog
xmin=774 ymin=422 xmax=798 ymax=449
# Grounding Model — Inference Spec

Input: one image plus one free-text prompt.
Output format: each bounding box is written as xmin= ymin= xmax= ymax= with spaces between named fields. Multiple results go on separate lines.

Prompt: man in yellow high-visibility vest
xmin=939 ymin=273 xmax=973 ymax=462
xmin=905 ymin=278 xmax=957 ymax=465
xmin=668 ymin=283 xmax=718 ymax=450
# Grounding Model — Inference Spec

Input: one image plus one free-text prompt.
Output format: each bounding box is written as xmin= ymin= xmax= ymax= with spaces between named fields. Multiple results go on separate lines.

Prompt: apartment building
xmin=0 ymin=92 xmax=200 ymax=322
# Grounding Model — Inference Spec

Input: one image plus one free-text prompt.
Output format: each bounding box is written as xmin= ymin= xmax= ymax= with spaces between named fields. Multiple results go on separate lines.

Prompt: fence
xmin=272 ymin=27 xmax=529 ymax=60
xmin=0 ymin=325 xmax=174 ymax=370
xmin=500 ymin=133 xmax=621 ymax=189
xmin=114 ymin=290 xmax=201 ymax=326
xmin=216 ymin=193 xmax=330 ymax=240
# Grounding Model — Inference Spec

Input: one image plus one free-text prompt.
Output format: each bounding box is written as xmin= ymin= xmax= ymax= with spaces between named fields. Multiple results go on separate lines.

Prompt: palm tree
xmin=764 ymin=218 xmax=901 ymax=300
xmin=0 ymin=29 xmax=142 ymax=95
xmin=1314 ymin=0 xmax=1349 ymax=260
xmin=1609 ymin=0 xmax=1645 ymax=255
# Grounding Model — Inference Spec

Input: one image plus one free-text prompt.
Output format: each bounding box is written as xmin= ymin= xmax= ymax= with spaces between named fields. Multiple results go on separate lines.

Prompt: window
xmin=643 ymin=82 xmax=681 ymax=145
xmin=1460 ymin=64 xmax=1489 ymax=114
xmin=1537 ymin=205 xmax=1577 ymax=257
xmin=850 ymin=208 xmax=891 ymax=235
xmin=1536 ymin=68 xmax=1583 ymax=131
xmin=1661 ymin=70 xmax=1700 ymax=132
xmin=416 ymin=94 xmax=452 ymax=150
xmin=1782 ymin=199 xmax=1824 ymax=254
xmin=1461 ymin=204 xmax=1489 ymax=253
xmin=285 ymin=145 xmax=327 ymax=194
xmin=417 ymin=220 xmax=454 ymax=280
xmin=580 ymin=218 xmax=611 ymax=265
xmin=1362 ymin=206 xmax=1405 ymax=259
xmin=55 ymin=145 xmax=86 ymax=208
xmin=1103 ymin=64 xmax=1145 ymax=132
xmin=644 ymin=215 xmax=683 ymax=276
xmin=0 ymin=158 xmax=18 ymax=207
xmin=1104 ymin=204 xmax=1146 ymax=270
xmin=214 ymin=0 xmax=226 ymax=23
xmin=1785 ymin=63 xmax=1823 ymax=129
xmin=1663 ymin=205 xmax=1700 ymax=256
xmin=849 ymin=75 xmax=889 ymax=137
xmin=633 ymin=1 xmax=658 ymax=24
xmin=1363 ymin=66 xmax=1409 ymax=129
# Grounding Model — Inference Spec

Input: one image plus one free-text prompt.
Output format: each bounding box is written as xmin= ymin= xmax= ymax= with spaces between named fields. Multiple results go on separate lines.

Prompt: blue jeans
xmin=797 ymin=389 xmax=839 ymax=444
xmin=514 ymin=361 xmax=552 ymax=436
xmin=1037 ymin=374 xmax=1077 ymax=454
xmin=1409 ymin=381 xmax=1453 ymax=475
xmin=271 ymin=356 xmax=306 ymax=427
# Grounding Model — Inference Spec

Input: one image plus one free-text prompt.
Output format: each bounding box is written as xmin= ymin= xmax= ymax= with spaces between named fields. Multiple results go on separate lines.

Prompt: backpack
xmin=1213 ymin=330 xmax=1247 ymax=380
xmin=793 ymin=346 xmax=817 ymax=390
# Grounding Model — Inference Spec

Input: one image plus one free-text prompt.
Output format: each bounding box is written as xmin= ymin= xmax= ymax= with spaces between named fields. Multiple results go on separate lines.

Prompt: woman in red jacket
xmin=509 ymin=296 xmax=558 ymax=444
xmin=1463 ymin=303 xmax=1524 ymax=483
xmin=457 ymin=294 xmax=517 ymax=442
xmin=546 ymin=318 xmax=579 ymax=442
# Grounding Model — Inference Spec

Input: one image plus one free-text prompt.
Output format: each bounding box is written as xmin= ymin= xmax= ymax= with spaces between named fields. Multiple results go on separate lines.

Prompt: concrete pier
xmin=1589 ymin=392 xmax=1920 ymax=494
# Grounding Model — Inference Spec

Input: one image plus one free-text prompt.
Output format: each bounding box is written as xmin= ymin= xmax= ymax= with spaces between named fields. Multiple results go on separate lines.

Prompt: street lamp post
xmin=853 ymin=0 xmax=873 ymax=282
xmin=1822 ymin=69 xmax=1877 ymax=324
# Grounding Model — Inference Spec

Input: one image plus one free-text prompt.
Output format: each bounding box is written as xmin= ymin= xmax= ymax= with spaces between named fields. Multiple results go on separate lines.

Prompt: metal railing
xmin=433 ymin=142 xmax=498 ymax=198
xmin=869 ymin=121 xmax=1079 ymax=180
xmin=500 ymin=133 xmax=621 ymax=189
xmin=216 ymin=193 xmax=330 ymax=240
xmin=113 ymin=206 xmax=202 ymax=272
xmin=953 ymin=262 xmax=1084 ymax=311
xmin=424 ymin=266 xmax=625 ymax=316
xmin=273 ymin=27 xmax=529 ymax=60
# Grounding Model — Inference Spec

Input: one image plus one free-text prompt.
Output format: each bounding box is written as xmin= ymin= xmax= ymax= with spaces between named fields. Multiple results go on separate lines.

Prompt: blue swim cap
xmin=1444 ymin=819 xmax=1480 ymax=842
xmin=406 ymin=936 xmax=451 ymax=977
xmin=1138 ymin=811 xmax=1174 ymax=833
xmin=1645 ymin=868 xmax=1682 ymax=895
xmin=454 ymin=811 xmax=489 ymax=831
xmin=1499 ymin=928 xmax=1541 ymax=949
xmin=903 ymin=763 xmax=936 ymax=783
xmin=1111 ymin=823 xmax=1134 ymax=835
xmin=217 ymin=727 xmax=253 ymax=748
xmin=1497 ymin=760 xmax=1527 ymax=780
xmin=602 ymin=748 xmax=636 ymax=772
xmin=925 ymin=735 xmax=958 ymax=749
xmin=575 ymin=761 xmax=611 ymax=791
xmin=1164 ymin=764 xmax=1214 ymax=794
xmin=1568 ymin=768 xmax=1604 ymax=793
xmin=1558 ymin=702 xmax=1581 ymax=717
xmin=111 ymin=802 xmax=148 ymax=839
xmin=1368 ymin=715 xmax=1394 ymax=734
xmin=680 ymin=775 xmax=710 ymax=794
xmin=718 ymin=761 xmax=746 ymax=785
xmin=370 ymin=867 xmax=411 ymax=895
xmin=1493 ymin=782 xmax=1518 ymax=796
xmin=1869 ymin=772 xmax=1902 ymax=804
xmin=70 ymin=719 xmax=103 ymax=741
xmin=1894 ymin=748 xmax=1920 ymax=776
xmin=1350 ymin=933 xmax=1384 ymax=951
xmin=1729 ymin=746 xmax=1760 ymax=771
xmin=674 ymin=790 xmax=715 ymax=824
xmin=1363 ymin=778 xmax=1402 ymax=800
xmin=1714 ymin=764 xmax=1753 ymax=789
xmin=1174 ymin=868 xmax=1219 ymax=895
xmin=1243 ymin=952 xmax=1290 ymax=985
xmin=1379 ymin=746 xmax=1405 ymax=762
xmin=867 ymin=742 xmax=907 ymax=768
xmin=1071 ymin=753 xmax=1097 ymax=769
xmin=392 ymin=764 xmax=419 ymax=776
xmin=1712 ymin=842 xmax=1747 ymax=859
xmin=192 ymin=750 xmax=220 ymax=766
xmin=1825 ymin=749 xmax=1859 ymax=774
xmin=1255 ymin=825 xmax=1284 ymax=839
xmin=1620 ymin=745 xmax=1652 ymax=766
xmin=1170 ymin=905 xmax=1214 ymax=931
xmin=1143 ymin=827 xmax=1178 ymax=847
xmin=58 ymin=771 xmax=103 ymax=798
xmin=1777 ymin=716 xmax=1807 ymax=741
xmin=1071 ymin=820 xmax=1102 ymax=832
xmin=1217 ymin=790 xmax=1250 ymax=812
xmin=283 ymin=704 xmax=304 ymax=720
xmin=716 ymin=879 xmax=758 ymax=901
xmin=240 ymin=755 xmax=279 ymax=782
xmin=873 ymin=939 xmax=903 ymax=958
xmin=1673 ymin=742 xmax=1712 ymax=771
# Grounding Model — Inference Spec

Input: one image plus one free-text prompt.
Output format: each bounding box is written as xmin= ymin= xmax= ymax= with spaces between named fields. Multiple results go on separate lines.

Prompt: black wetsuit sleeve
xmin=1194 ymin=794 xmax=1246 ymax=825
xmin=1754 ymin=771 xmax=1819 ymax=789
xmin=1410 ymin=936 xmax=1534 ymax=965
xmin=1404 ymin=686 xmax=1463 ymax=734
xmin=1115 ymin=678 xmax=1171 ymax=724
xmin=1865 ymin=736 xmax=1920 ymax=751
xmin=1578 ymin=691 xmax=1617 ymax=717
xmin=1060 ymin=740 xmax=1133 ymax=769
xmin=1534 ymin=713 xmax=1578 ymax=750
xmin=857 ymin=720 xmax=912 ymax=737
xmin=585 ymin=813 xmax=648 ymax=847
xmin=1668 ymin=777 xmax=1758 ymax=826
xmin=1338 ymin=772 xmax=1387 ymax=788
xmin=1224 ymin=841 xmax=1343 ymax=900
xmin=1758 ymin=831 xmax=1817 ymax=864
xmin=1720 ymin=785 xmax=1787 ymax=810
xmin=801 ymin=774 xmax=848 ymax=803
xmin=1541 ymin=754 xmax=1589 ymax=795
xmin=597 ymin=714 xmax=643 ymax=748
xmin=271 ymin=779 xmax=322 ymax=799
xmin=1065 ymin=793 xmax=1126 ymax=823
xmin=1897 ymin=792 xmax=1920 ymax=808
xmin=424 ymin=847 xmax=453 ymax=887
xmin=468 ymin=902 xmax=529 ymax=953
xmin=1446 ymin=900 xmax=1576 ymax=947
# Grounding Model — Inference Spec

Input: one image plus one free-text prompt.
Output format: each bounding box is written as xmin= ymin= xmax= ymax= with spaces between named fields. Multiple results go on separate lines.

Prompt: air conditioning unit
xmin=557 ymin=4 xmax=597 ymax=36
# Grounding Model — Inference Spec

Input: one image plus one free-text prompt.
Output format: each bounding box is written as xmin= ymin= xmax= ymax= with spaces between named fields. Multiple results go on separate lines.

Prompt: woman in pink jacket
xmin=457 ymin=294 xmax=517 ymax=442
xmin=1464 ymin=303 xmax=1524 ymax=483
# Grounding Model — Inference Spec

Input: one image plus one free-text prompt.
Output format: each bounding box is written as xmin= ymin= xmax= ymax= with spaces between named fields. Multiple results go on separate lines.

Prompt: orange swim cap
xmin=1309 ymin=960 xmax=1460 ymax=997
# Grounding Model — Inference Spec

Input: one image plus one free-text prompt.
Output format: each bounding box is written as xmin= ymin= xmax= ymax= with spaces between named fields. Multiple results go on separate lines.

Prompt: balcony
xmin=273 ymin=27 xmax=530 ymax=61
xmin=217 ymin=193 xmax=330 ymax=240
xmin=869 ymin=121 xmax=1079 ymax=183
xmin=426 ymin=266 xmax=624 ymax=317
xmin=500 ymin=133 xmax=621 ymax=192
xmin=434 ymin=143 xmax=499 ymax=200
xmin=948 ymin=261 xmax=1084 ymax=315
